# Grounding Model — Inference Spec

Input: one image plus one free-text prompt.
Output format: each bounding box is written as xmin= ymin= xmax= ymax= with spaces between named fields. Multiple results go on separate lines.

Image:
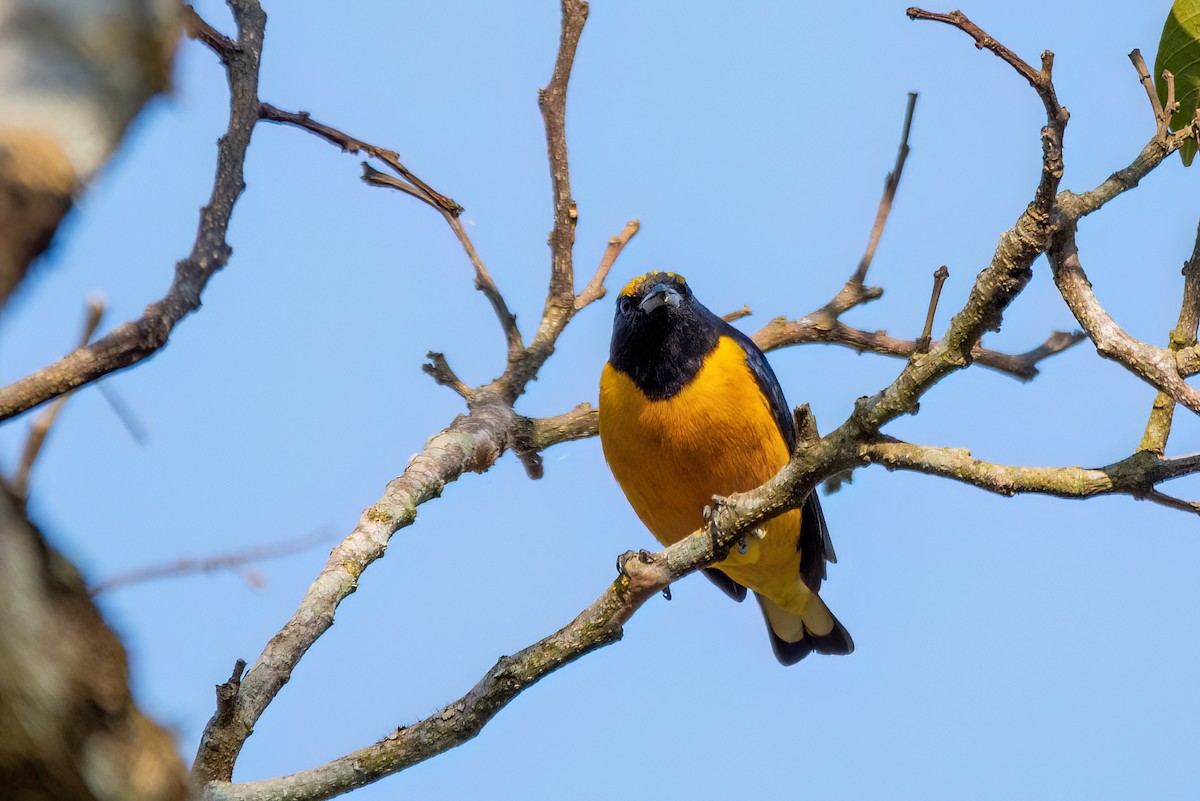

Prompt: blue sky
xmin=4 ymin=1 xmax=1199 ymax=799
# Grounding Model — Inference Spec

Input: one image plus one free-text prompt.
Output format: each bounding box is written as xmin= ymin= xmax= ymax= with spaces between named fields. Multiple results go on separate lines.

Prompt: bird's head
xmin=608 ymin=271 xmax=721 ymax=398
xmin=614 ymin=271 xmax=694 ymax=325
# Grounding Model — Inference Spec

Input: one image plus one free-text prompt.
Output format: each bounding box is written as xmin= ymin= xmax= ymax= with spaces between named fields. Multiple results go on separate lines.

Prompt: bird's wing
xmin=723 ymin=323 xmax=837 ymax=592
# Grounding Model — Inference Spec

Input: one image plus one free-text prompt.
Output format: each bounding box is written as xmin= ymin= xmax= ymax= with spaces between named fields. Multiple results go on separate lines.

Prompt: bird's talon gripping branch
xmin=736 ymin=535 xmax=749 ymax=555
xmin=661 ymin=586 xmax=672 ymax=601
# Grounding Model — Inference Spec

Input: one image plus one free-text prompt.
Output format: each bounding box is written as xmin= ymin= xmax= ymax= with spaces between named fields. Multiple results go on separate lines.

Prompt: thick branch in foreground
xmin=0 ymin=0 xmax=177 ymax=309
xmin=0 ymin=485 xmax=186 ymax=801
xmin=0 ymin=0 xmax=264 ymax=422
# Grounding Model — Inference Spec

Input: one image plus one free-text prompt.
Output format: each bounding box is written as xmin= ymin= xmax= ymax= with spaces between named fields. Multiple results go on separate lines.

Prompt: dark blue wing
xmin=718 ymin=317 xmax=838 ymax=591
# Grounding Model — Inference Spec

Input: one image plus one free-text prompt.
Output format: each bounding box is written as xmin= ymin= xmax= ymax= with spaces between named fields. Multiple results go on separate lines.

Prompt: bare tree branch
xmin=12 ymin=299 xmax=104 ymax=499
xmin=575 ymin=220 xmax=641 ymax=310
xmin=258 ymin=103 xmax=533 ymax=360
xmin=0 ymin=0 xmax=264 ymax=422
xmin=1128 ymin=48 xmax=1170 ymax=139
xmin=863 ymin=438 xmax=1200 ymax=514
xmin=190 ymin=393 xmax=522 ymax=786
xmin=1049 ymin=226 xmax=1200 ymax=413
xmin=180 ymin=8 xmax=1200 ymax=801
xmin=189 ymin=4 xmax=628 ymax=791
xmin=1140 ymin=217 xmax=1200 ymax=454
xmin=854 ymin=91 xmax=918 ymax=285
xmin=421 ymin=352 xmax=474 ymax=402
xmin=256 ymin=104 xmax=529 ymax=363
xmin=538 ymin=0 xmax=588 ymax=305
xmin=721 ymin=305 xmax=753 ymax=323
xmin=914 ymin=266 xmax=950 ymax=354
xmin=259 ymin=102 xmax=462 ymax=215
xmin=1058 ymin=55 xmax=1200 ymax=225
xmin=752 ymin=311 xmax=1083 ymax=381
xmin=182 ymin=3 xmax=236 ymax=62
xmin=90 ymin=532 xmax=332 ymax=596
xmin=499 ymin=0 xmax=592 ymax=398
xmin=197 ymin=516 xmax=753 ymax=801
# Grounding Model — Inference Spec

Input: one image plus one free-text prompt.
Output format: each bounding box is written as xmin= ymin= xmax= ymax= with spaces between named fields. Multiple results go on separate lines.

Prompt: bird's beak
xmin=639 ymin=284 xmax=681 ymax=314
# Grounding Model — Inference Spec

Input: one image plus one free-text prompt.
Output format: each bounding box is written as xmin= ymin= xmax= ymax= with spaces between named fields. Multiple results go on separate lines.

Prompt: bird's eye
xmin=618 ymin=297 xmax=632 ymax=315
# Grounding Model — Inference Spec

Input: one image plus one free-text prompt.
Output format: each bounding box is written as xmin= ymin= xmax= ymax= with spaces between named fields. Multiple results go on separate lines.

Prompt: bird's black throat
xmin=609 ymin=302 xmax=721 ymax=400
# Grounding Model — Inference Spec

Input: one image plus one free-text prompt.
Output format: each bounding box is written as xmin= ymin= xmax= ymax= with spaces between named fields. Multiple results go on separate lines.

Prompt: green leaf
xmin=1155 ymin=0 xmax=1200 ymax=166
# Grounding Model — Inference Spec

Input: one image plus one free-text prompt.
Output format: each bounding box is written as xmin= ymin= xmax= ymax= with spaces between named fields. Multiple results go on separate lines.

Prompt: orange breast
xmin=599 ymin=336 xmax=793 ymax=546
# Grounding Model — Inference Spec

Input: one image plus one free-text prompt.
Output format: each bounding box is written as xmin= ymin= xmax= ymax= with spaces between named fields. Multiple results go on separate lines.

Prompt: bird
xmin=598 ymin=271 xmax=853 ymax=665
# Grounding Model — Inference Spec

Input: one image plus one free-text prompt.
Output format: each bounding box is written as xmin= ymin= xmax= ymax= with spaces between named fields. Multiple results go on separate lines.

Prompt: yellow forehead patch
xmin=618 ymin=271 xmax=687 ymax=298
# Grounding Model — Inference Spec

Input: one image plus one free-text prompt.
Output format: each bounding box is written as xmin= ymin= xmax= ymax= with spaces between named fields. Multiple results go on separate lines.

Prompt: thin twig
xmin=362 ymin=163 xmax=524 ymax=361
xmin=914 ymin=265 xmax=949 ymax=354
xmin=816 ymin=93 xmax=918 ymax=320
xmin=752 ymin=315 xmax=1083 ymax=381
xmin=1129 ymin=49 xmax=1168 ymax=138
xmin=1141 ymin=489 xmax=1200 ymax=515
xmin=443 ymin=213 xmax=523 ymax=359
xmin=12 ymin=299 xmax=104 ymax=498
xmin=360 ymin=163 xmax=431 ymax=204
xmin=908 ymin=7 xmax=1067 ymax=214
xmin=182 ymin=4 xmax=236 ymax=63
xmin=574 ymin=220 xmax=640 ymax=310
xmin=1163 ymin=69 xmax=1180 ymax=123
xmin=721 ymin=306 xmax=753 ymax=323
xmin=852 ymin=91 xmax=917 ymax=284
xmin=91 ymin=531 xmax=332 ymax=595
xmin=96 ymin=382 xmax=148 ymax=444
xmin=906 ymin=8 xmax=1061 ymax=114
xmin=259 ymin=102 xmax=462 ymax=216
xmin=421 ymin=352 xmax=474 ymax=402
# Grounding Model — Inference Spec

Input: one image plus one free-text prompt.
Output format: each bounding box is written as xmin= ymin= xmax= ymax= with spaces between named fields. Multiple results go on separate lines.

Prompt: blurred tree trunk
xmin=0 ymin=1 xmax=187 ymax=798
xmin=0 ymin=0 xmax=178 ymax=307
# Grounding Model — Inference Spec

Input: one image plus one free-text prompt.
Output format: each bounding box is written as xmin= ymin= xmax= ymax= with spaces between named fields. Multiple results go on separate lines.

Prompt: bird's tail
xmin=756 ymin=582 xmax=853 ymax=666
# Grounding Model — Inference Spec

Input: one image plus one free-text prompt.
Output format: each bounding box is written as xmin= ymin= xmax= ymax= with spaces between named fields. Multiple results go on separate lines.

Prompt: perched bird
xmin=598 ymin=271 xmax=853 ymax=665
